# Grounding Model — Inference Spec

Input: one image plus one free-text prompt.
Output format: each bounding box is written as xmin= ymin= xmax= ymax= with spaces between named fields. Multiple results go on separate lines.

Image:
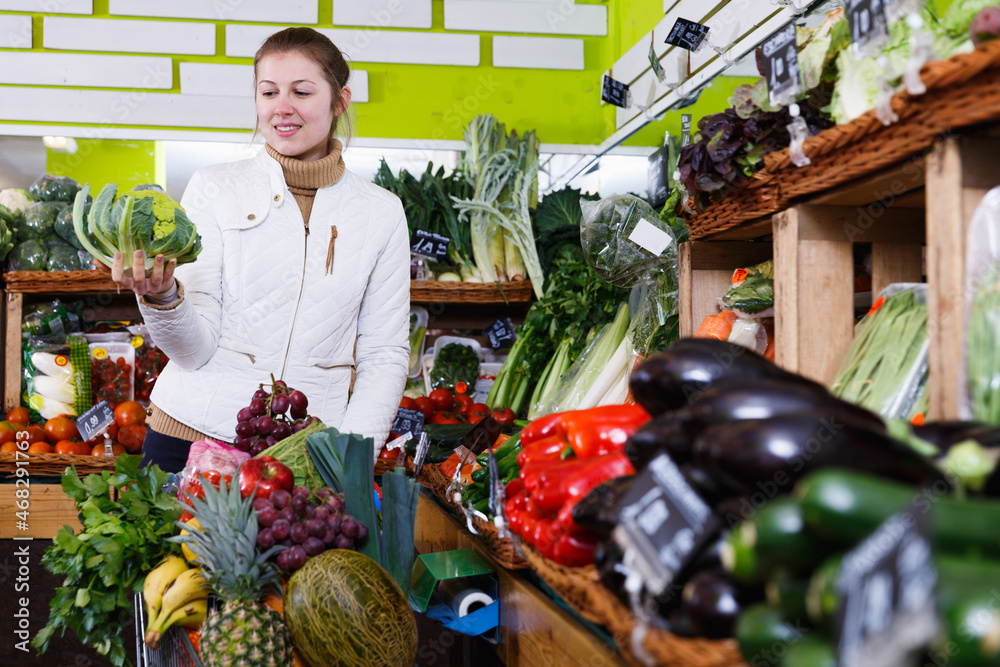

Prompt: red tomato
xmin=91 ymin=442 xmax=124 ymax=457
xmin=491 ymin=407 xmax=516 ymax=425
xmin=414 ymin=397 xmax=435 ymax=421
xmin=454 ymin=393 xmax=473 ymax=415
xmin=117 ymin=424 xmax=147 ymax=454
xmin=468 ymin=403 xmax=491 ymax=419
xmin=27 ymin=442 xmax=53 ymax=454
xmin=45 ymin=417 xmax=80 ymax=444
xmin=0 ymin=421 xmax=17 ymax=444
xmin=114 ymin=401 xmax=147 ymax=427
xmin=429 ymin=388 xmax=454 ymax=411
xmin=6 ymin=407 xmax=30 ymax=425
xmin=431 ymin=411 xmax=465 ymax=425
xmin=399 ymin=396 xmax=418 ymax=411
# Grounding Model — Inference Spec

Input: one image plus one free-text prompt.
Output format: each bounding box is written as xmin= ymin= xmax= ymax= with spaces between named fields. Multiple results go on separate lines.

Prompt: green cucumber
xmin=795 ymin=468 xmax=1000 ymax=559
xmin=498 ymin=449 xmax=520 ymax=476
xmin=723 ymin=497 xmax=834 ymax=583
xmin=472 ymin=467 xmax=489 ymax=485
xmin=735 ymin=603 xmax=807 ymax=666
xmin=502 ymin=466 xmax=519 ymax=484
xmin=476 ymin=433 xmax=521 ymax=466
xmin=780 ymin=634 xmax=835 ymax=667
xmin=766 ymin=572 xmax=811 ymax=623
xmin=473 ymin=497 xmax=489 ymax=514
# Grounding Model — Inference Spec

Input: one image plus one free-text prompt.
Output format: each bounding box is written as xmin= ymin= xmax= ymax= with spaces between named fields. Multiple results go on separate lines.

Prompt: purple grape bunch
xmin=233 ymin=376 xmax=320 ymax=454
xmin=253 ymin=485 xmax=368 ymax=572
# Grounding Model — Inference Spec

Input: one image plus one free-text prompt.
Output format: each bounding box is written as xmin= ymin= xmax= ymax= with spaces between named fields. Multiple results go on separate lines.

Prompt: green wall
xmin=46 ymin=140 xmax=161 ymax=191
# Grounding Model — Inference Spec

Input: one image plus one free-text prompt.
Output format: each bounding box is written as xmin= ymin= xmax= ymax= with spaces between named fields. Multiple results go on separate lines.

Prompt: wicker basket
xmin=409 ymin=279 xmax=533 ymax=304
xmin=687 ymin=39 xmax=1000 ymax=239
xmin=590 ymin=585 xmax=746 ymax=667
xmin=520 ymin=543 xmax=608 ymax=625
xmin=4 ymin=270 xmax=118 ymax=293
xmin=0 ymin=451 xmax=116 ymax=478
xmin=374 ymin=457 xmax=414 ymax=477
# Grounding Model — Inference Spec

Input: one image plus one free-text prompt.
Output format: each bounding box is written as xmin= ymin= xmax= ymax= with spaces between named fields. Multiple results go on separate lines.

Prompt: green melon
xmin=284 ymin=549 xmax=418 ymax=667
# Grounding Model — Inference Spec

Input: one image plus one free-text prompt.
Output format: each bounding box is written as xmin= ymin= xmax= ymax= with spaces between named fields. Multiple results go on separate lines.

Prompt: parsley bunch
xmin=33 ymin=455 xmax=182 ymax=667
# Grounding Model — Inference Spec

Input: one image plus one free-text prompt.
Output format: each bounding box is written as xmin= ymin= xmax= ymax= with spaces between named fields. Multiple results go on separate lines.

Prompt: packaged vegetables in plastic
xmin=721 ymin=260 xmax=774 ymax=317
xmin=22 ymin=333 xmax=91 ymax=420
xmin=127 ymin=325 xmax=168 ymax=405
xmin=29 ymin=174 xmax=82 ymax=203
xmin=22 ymin=299 xmax=82 ymax=337
xmin=429 ymin=342 xmax=480 ymax=392
xmin=963 ymin=186 xmax=1000 ymax=421
xmin=19 ymin=201 xmax=66 ymax=242
xmin=408 ymin=307 xmax=428 ymax=378
xmin=89 ymin=341 xmax=135 ymax=410
xmin=830 ymin=283 xmax=929 ymax=420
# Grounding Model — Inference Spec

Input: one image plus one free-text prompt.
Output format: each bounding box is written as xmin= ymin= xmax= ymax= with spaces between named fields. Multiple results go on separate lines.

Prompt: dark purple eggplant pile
xmin=584 ymin=337 xmax=969 ymax=644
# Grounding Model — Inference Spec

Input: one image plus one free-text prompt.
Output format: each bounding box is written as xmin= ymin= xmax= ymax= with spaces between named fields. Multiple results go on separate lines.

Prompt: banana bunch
xmin=142 ymin=554 xmax=208 ymax=649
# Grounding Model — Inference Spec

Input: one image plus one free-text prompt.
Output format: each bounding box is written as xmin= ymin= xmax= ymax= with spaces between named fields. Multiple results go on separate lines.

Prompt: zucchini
xmin=805 ymin=553 xmax=843 ymax=627
xmin=796 ymin=468 xmax=1000 ymax=559
xmin=472 ymin=467 xmax=489 ymax=485
xmin=766 ymin=572 xmax=811 ymax=623
xmin=780 ymin=635 xmax=835 ymax=667
xmin=722 ymin=497 xmax=835 ymax=583
xmin=735 ymin=602 xmax=806 ymax=666
xmin=473 ymin=497 xmax=489 ymax=514
xmin=476 ymin=433 xmax=521 ymax=466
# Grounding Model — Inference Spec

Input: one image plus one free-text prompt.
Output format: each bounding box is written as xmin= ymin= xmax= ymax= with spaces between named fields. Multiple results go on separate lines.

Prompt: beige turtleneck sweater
xmin=147 ymin=140 xmax=347 ymax=443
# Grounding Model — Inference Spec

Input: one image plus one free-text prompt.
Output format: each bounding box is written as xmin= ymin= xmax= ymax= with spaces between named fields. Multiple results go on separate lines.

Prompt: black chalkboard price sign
xmin=76 ymin=399 xmax=115 ymax=443
xmin=834 ymin=507 xmax=938 ymax=667
xmin=664 ymin=18 xmax=710 ymax=52
xmin=602 ymin=75 xmax=630 ymax=108
xmin=411 ymin=229 xmax=450 ymax=261
xmin=486 ymin=317 xmax=516 ymax=350
xmin=390 ymin=407 xmax=425 ymax=438
xmin=611 ymin=453 xmax=720 ymax=597
xmin=761 ymin=23 xmax=800 ymax=107
xmin=848 ymin=0 xmax=889 ymax=56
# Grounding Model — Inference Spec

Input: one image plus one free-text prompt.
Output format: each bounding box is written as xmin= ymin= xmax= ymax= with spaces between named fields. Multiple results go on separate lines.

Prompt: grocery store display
xmin=234 ymin=377 xmax=321 ymax=454
xmin=172 ymin=467 xmax=293 ymax=667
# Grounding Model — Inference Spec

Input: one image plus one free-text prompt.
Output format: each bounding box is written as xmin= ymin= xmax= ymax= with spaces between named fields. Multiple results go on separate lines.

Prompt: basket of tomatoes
xmin=0 ymin=401 xmax=149 ymax=478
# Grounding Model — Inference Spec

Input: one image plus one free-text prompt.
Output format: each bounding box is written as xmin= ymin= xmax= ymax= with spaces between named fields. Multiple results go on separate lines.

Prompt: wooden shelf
xmin=410 ymin=280 xmax=534 ymax=304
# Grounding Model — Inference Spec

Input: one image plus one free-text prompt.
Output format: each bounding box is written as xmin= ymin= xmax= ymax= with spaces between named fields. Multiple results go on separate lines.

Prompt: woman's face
xmin=255 ymin=52 xmax=337 ymax=162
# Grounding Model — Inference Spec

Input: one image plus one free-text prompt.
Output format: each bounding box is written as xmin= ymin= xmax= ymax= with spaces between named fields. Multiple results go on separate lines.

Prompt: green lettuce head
xmin=72 ymin=184 xmax=202 ymax=271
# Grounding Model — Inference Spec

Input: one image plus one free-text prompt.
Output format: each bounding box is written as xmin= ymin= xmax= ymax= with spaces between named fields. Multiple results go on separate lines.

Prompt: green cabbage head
xmin=72 ymin=183 xmax=202 ymax=271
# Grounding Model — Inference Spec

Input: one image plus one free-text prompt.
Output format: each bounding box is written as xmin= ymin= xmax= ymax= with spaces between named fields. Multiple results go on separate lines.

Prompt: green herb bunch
xmin=33 ymin=455 xmax=183 ymax=667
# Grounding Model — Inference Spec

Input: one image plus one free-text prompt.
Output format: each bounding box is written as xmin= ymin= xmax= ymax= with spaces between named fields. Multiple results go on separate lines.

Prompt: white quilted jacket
xmin=138 ymin=148 xmax=411 ymax=446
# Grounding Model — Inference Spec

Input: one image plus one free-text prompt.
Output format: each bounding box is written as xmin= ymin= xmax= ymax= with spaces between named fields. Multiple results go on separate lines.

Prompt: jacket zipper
xmin=279 ymin=199 xmax=309 ymax=380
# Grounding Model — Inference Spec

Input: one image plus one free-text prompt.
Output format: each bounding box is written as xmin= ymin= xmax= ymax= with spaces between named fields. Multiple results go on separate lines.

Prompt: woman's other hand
xmin=97 ymin=250 xmax=177 ymax=297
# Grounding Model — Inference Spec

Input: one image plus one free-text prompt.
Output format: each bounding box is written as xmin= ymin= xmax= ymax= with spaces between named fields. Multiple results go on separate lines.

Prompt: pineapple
xmin=171 ymin=477 xmax=291 ymax=667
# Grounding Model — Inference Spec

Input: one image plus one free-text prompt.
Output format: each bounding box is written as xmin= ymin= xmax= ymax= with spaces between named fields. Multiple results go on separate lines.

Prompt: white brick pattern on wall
xmin=332 ymin=0 xmax=432 ymax=30
xmin=107 ymin=0 xmax=318 ymax=25
xmin=226 ymin=24 xmax=480 ymax=66
xmin=443 ymin=0 xmax=607 ymax=37
xmin=0 ymin=0 xmax=90 ymax=13
xmin=179 ymin=62 xmax=369 ymax=103
xmin=0 ymin=52 xmax=172 ymax=88
xmin=0 ymin=14 xmax=33 ymax=48
xmin=492 ymin=35 xmax=583 ymax=70
xmin=43 ymin=16 xmax=216 ymax=55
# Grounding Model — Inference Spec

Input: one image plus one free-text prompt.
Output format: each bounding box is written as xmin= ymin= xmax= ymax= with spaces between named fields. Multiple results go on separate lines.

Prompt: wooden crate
xmin=678 ymin=240 xmax=773 ymax=338
xmin=0 ymin=482 xmax=80 ymax=539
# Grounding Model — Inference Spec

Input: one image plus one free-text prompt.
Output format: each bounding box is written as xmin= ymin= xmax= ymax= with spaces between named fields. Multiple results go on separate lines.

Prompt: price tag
xmin=76 ymin=399 xmax=115 ymax=443
xmin=834 ymin=506 xmax=938 ymax=667
xmin=731 ymin=268 xmax=748 ymax=284
xmin=410 ymin=229 xmax=450 ymax=261
xmin=665 ymin=18 xmax=710 ymax=52
xmin=486 ymin=317 xmax=516 ymax=350
xmin=602 ymin=75 xmax=631 ymax=108
xmin=390 ymin=407 xmax=425 ymax=438
xmin=648 ymin=43 xmax=665 ymax=82
xmin=628 ymin=218 xmax=673 ymax=256
xmin=761 ymin=23 xmax=801 ymax=107
xmin=460 ymin=416 xmax=501 ymax=456
xmin=474 ymin=377 xmax=494 ymax=404
xmin=680 ymin=114 xmax=692 ymax=147
xmin=611 ymin=453 xmax=720 ymax=597
xmin=848 ymin=0 xmax=889 ymax=57
xmin=412 ymin=431 xmax=431 ymax=477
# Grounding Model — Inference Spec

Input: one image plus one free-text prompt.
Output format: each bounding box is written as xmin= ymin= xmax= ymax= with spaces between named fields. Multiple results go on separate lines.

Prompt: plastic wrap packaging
xmin=961 ymin=187 xmax=1000 ymax=421
xmin=126 ymin=323 xmax=168 ymax=405
xmin=719 ymin=260 xmax=774 ymax=317
xmin=179 ymin=438 xmax=250 ymax=503
xmin=580 ymin=194 xmax=680 ymax=359
xmin=22 ymin=333 xmax=91 ymax=420
xmin=429 ymin=340 xmax=480 ymax=392
xmin=409 ymin=306 xmax=428 ymax=378
xmin=22 ymin=298 xmax=82 ymax=337
xmin=89 ymin=341 xmax=134 ymax=410
xmin=830 ymin=283 xmax=929 ymax=420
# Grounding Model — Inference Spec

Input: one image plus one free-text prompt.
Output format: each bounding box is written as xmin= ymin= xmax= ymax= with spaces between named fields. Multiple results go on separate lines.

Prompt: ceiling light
xmin=42 ymin=136 xmax=78 ymax=154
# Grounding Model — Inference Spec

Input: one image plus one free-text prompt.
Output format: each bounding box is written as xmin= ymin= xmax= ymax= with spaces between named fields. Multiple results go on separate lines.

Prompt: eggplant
xmin=693 ymin=414 xmax=948 ymax=497
xmin=680 ymin=461 xmax=728 ymax=506
xmin=570 ymin=476 xmax=635 ymax=537
xmin=629 ymin=338 xmax=821 ymax=416
xmin=624 ymin=377 xmax=884 ymax=468
xmin=681 ymin=570 xmax=743 ymax=639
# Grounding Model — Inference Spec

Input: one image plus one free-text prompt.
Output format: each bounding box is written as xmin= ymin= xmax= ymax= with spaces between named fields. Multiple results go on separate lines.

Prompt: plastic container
xmin=89 ymin=341 xmax=135 ymax=408
xmin=408 ymin=306 xmax=429 ymax=379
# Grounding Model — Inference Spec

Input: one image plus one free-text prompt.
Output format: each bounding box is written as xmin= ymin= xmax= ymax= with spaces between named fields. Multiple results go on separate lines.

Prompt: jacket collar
xmin=254 ymin=147 xmax=289 ymax=205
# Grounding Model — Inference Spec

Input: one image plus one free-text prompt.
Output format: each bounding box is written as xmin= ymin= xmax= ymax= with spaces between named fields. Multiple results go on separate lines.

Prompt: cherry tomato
xmin=414 ymin=397 xmax=435 ymax=421
xmin=429 ymin=388 xmax=454 ymax=411
xmin=454 ymin=393 xmax=474 ymax=415
xmin=491 ymin=407 xmax=516 ymax=425
xmin=399 ymin=396 xmax=418 ymax=411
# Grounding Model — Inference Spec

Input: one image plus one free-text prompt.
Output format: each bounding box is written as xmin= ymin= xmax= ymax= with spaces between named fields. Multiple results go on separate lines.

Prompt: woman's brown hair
xmin=253 ymin=27 xmax=354 ymax=144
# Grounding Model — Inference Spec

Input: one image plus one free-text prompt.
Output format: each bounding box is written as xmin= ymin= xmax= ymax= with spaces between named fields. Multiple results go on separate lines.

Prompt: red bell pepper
xmin=505 ymin=476 xmax=524 ymax=499
xmin=552 ymin=529 xmax=600 ymax=567
xmin=562 ymin=405 xmax=650 ymax=458
xmin=516 ymin=434 xmax=569 ymax=468
xmin=520 ymin=412 xmax=566 ymax=445
xmin=532 ymin=516 xmax=563 ymax=558
xmin=531 ymin=452 xmax=635 ymax=515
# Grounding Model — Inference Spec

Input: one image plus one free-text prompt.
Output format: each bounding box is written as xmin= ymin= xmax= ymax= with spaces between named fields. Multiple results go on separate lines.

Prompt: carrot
xmin=694 ymin=314 xmax=717 ymax=337
xmin=762 ymin=318 xmax=776 ymax=361
xmin=702 ymin=311 xmax=738 ymax=340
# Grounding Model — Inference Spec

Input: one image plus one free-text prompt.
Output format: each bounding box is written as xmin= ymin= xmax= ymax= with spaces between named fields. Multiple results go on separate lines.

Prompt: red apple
xmin=238 ymin=456 xmax=294 ymax=501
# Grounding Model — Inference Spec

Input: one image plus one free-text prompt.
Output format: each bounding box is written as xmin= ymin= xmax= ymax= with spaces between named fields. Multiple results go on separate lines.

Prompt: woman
xmin=107 ymin=27 xmax=410 ymax=472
